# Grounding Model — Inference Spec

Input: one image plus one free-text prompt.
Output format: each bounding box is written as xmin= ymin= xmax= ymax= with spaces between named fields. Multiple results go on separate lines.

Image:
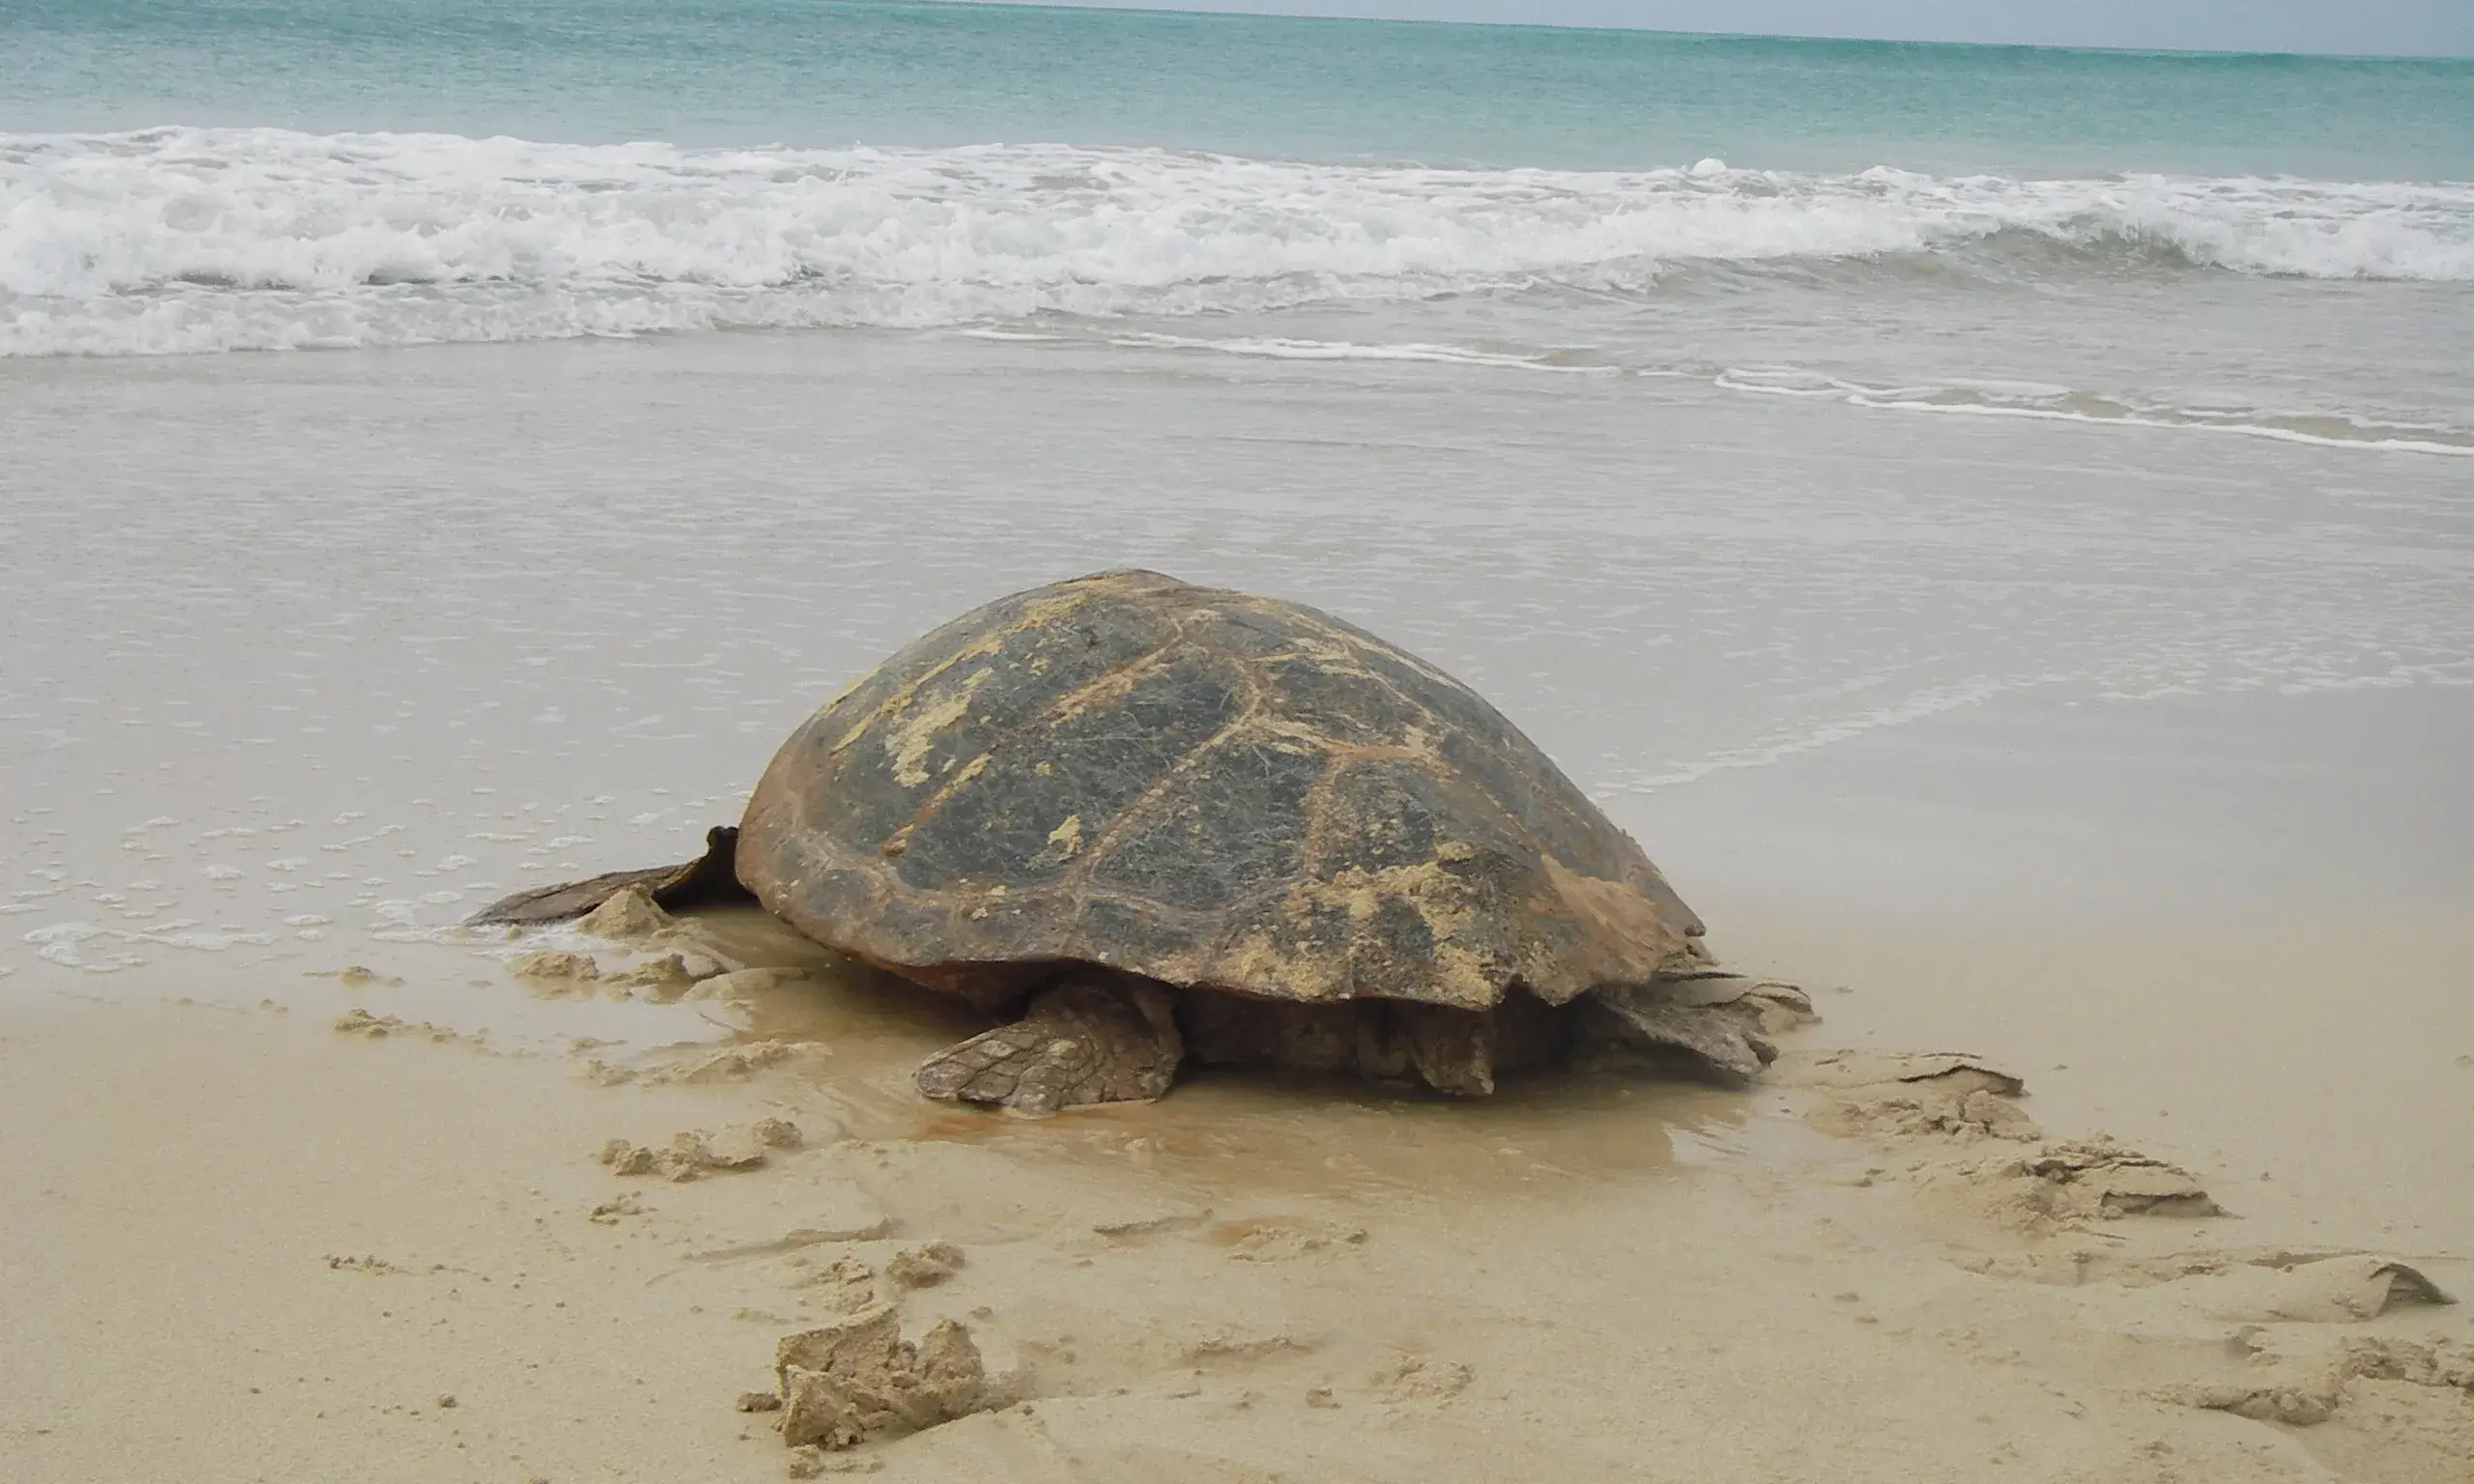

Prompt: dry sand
xmin=6 ymin=898 xmax=2469 ymax=1484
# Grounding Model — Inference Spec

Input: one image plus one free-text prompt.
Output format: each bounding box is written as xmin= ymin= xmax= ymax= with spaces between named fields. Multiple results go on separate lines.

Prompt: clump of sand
xmin=597 ymin=1119 xmax=804 ymax=1180
xmin=510 ymin=949 xmax=600 ymax=983
xmin=1787 ymin=1049 xmax=2039 ymax=1140
xmin=2169 ymin=1335 xmax=2474 ymax=1427
xmin=510 ymin=886 xmax=763 ymax=1002
xmin=578 ymin=1039 xmax=821 ymax=1088
xmin=764 ymin=1305 xmax=992 ymax=1452
xmin=884 ymin=1243 xmax=964 ymax=1291
xmin=306 ymin=965 xmax=406 ymax=988
xmin=578 ymin=886 xmax=674 ymax=943
xmin=332 ymin=1007 xmax=475 ymax=1046
xmin=1783 ymin=1049 xmax=2222 ymax=1229
xmin=1998 ymin=1137 xmax=2223 ymax=1220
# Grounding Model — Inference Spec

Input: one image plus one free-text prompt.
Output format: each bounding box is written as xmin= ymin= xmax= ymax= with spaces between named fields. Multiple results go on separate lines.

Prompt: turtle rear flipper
xmin=467 ymin=826 xmax=752 ymax=926
xmin=915 ymin=974 xmax=1184 ymax=1117
xmin=1585 ymin=976 xmax=1812 ymax=1083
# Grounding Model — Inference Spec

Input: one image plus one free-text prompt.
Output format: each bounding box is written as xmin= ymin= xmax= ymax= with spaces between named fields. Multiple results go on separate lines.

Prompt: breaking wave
xmin=6 ymin=128 xmax=2472 ymax=356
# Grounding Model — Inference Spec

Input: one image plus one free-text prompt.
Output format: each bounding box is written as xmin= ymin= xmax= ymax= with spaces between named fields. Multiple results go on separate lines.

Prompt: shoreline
xmin=12 ymin=680 xmax=2468 ymax=1252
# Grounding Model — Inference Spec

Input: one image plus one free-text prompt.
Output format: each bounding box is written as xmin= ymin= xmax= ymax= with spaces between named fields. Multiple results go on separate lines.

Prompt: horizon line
xmin=928 ymin=0 xmax=2474 ymax=63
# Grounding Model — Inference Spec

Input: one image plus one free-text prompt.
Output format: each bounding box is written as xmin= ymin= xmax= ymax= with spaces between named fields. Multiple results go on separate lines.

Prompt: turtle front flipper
xmin=1585 ymin=975 xmax=1816 ymax=1083
xmin=466 ymin=826 xmax=752 ymax=926
xmin=915 ymin=974 xmax=1185 ymax=1117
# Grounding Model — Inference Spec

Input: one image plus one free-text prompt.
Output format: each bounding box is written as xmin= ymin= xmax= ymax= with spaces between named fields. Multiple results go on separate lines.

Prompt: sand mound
xmin=766 ymin=1306 xmax=991 ymax=1451
xmin=885 ymin=1243 xmax=965 ymax=1291
xmin=532 ymin=887 xmax=753 ymax=1000
xmin=510 ymin=949 xmax=599 ymax=983
xmin=793 ymin=1256 xmax=883 ymax=1316
xmin=1957 ymin=1245 xmax=2455 ymax=1318
xmin=578 ymin=885 xmax=673 ymax=943
xmin=1207 ymin=1215 xmax=1368 ymax=1263
xmin=1783 ymin=1048 xmax=2221 ymax=1228
xmin=331 ymin=1008 xmax=475 ymax=1046
xmin=579 ymin=1039 xmax=823 ymax=1087
xmin=1785 ymin=1049 xmax=2040 ymax=1140
xmin=597 ymin=1119 xmax=803 ymax=1180
xmin=2169 ymin=1335 xmax=2474 ymax=1426
xmin=1989 ymin=1137 xmax=2223 ymax=1221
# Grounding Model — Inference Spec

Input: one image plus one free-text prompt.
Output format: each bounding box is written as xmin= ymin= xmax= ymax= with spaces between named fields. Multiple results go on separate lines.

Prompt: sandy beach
xmin=6 ymin=637 xmax=2469 ymax=1480
xmin=6 ymin=73 xmax=2471 ymax=1473
xmin=6 ymin=893 xmax=2469 ymax=1483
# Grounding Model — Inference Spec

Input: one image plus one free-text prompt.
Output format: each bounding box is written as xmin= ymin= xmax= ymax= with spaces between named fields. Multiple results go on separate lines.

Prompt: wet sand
xmin=1658 ymin=684 xmax=2474 ymax=1256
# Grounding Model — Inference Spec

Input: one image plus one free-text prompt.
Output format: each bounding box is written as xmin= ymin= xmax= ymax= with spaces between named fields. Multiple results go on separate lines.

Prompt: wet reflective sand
xmin=6 ymin=331 xmax=2466 ymax=985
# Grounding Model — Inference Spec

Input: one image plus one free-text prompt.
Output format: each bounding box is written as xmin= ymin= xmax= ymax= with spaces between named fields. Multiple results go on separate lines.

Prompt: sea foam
xmin=5 ymin=128 xmax=2472 ymax=357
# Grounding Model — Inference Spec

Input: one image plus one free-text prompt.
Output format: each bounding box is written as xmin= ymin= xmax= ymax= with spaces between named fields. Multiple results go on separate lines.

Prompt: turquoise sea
xmin=10 ymin=0 xmax=2474 ymax=177
xmin=4 ymin=1 xmax=2471 ymax=389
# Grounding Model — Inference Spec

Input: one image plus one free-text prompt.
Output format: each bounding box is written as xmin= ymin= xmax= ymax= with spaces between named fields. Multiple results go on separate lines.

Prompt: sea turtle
xmin=475 ymin=570 xmax=1806 ymax=1114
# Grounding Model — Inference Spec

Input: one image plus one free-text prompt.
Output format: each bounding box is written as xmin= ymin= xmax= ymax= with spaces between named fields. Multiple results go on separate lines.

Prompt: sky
xmin=990 ymin=0 xmax=2474 ymax=57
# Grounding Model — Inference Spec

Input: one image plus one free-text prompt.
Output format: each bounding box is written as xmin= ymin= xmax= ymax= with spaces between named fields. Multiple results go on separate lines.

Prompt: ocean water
xmin=3 ymin=3 xmax=2471 ymax=993
xmin=2 ymin=2 xmax=2470 ymax=448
